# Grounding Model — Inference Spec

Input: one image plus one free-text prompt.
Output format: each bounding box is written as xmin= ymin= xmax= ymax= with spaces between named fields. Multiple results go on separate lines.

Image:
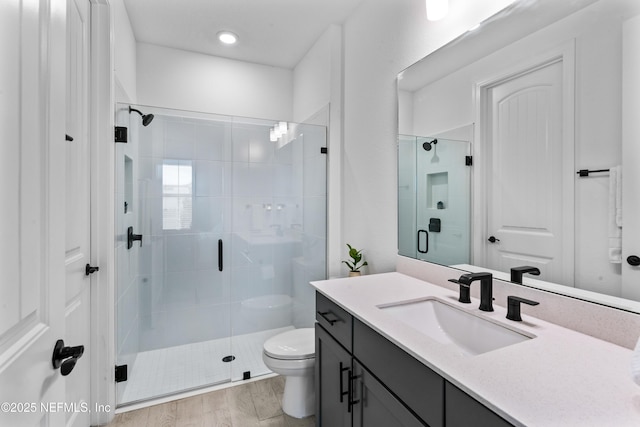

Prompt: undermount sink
xmin=378 ymin=298 xmax=533 ymax=356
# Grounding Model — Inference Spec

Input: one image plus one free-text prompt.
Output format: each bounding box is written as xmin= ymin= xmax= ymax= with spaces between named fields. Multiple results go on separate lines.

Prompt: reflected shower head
xmin=129 ymin=106 xmax=155 ymax=126
xmin=422 ymin=139 xmax=437 ymax=151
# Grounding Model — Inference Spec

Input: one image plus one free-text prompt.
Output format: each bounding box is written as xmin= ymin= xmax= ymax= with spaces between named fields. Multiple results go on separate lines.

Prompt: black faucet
xmin=506 ymin=296 xmax=539 ymax=321
xmin=510 ymin=266 xmax=541 ymax=284
xmin=452 ymin=272 xmax=494 ymax=312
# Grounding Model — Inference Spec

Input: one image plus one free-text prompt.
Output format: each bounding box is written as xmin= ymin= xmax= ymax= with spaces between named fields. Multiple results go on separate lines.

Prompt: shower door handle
xmin=417 ymin=229 xmax=428 ymax=254
xmin=218 ymin=239 xmax=223 ymax=271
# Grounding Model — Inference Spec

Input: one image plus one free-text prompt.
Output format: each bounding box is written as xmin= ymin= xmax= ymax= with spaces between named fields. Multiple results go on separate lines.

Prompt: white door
xmin=622 ymin=15 xmax=640 ymax=301
xmin=0 ymin=1 xmax=68 ymax=426
xmin=64 ymin=0 xmax=92 ymax=425
xmin=484 ymin=59 xmax=574 ymax=285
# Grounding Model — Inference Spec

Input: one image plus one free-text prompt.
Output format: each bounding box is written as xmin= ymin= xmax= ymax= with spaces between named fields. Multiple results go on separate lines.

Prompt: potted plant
xmin=343 ymin=244 xmax=368 ymax=277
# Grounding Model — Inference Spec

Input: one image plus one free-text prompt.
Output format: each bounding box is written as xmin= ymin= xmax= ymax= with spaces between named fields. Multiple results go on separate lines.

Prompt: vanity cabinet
xmin=315 ymin=291 xmax=514 ymax=427
xmin=316 ymin=324 xmax=424 ymax=427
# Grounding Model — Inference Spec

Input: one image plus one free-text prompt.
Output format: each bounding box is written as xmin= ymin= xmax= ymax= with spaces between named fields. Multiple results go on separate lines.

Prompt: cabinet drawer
xmin=353 ymin=319 xmax=444 ymax=427
xmin=316 ymin=292 xmax=353 ymax=352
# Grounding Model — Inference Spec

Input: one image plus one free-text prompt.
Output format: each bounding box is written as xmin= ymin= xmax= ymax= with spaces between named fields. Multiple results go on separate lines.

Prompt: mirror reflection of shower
xmin=422 ymin=138 xmax=439 ymax=163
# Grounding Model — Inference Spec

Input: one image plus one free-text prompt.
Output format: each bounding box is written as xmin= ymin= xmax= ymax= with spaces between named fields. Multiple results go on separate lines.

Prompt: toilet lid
xmin=263 ymin=328 xmax=315 ymax=360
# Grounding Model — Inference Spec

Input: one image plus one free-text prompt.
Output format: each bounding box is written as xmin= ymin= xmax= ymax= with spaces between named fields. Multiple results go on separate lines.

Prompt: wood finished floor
xmin=108 ymin=376 xmax=315 ymax=427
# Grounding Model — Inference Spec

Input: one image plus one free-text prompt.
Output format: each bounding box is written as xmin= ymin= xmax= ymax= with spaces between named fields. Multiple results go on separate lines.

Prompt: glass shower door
xmin=115 ymin=105 xmax=234 ymax=405
xmin=398 ymin=135 xmax=471 ymax=265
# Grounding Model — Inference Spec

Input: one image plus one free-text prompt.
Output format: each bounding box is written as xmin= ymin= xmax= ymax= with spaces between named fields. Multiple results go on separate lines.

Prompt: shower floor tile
xmin=120 ymin=326 xmax=294 ymax=405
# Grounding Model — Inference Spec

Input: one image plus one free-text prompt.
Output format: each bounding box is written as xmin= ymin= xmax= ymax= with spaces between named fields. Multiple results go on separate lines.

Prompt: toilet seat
xmin=263 ymin=328 xmax=315 ymax=360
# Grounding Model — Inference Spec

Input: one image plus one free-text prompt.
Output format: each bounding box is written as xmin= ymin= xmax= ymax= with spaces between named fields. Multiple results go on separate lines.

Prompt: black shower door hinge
xmin=320 ymin=147 xmax=327 ymax=154
xmin=465 ymin=156 xmax=473 ymax=166
xmin=115 ymin=126 xmax=128 ymax=143
xmin=115 ymin=364 xmax=128 ymax=382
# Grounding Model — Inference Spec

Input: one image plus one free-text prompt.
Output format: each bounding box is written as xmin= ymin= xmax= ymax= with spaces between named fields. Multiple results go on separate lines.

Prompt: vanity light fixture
xmin=426 ymin=0 xmax=448 ymax=21
xmin=270 ymin=122 xmax=289 ymax=142
xmin=217 ymin=31 xmax=238 ymax=45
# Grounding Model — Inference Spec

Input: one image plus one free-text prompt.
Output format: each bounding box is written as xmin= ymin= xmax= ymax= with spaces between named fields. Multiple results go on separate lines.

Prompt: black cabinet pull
xmin=317 ymin=311 xmax=341 ymax=325
xmin=348 ymin=372 xmax=362 ymax=413
xmin=339 ymin=363 xmax=350 ymax=403
xmin=417 ymin=229 xmax=428 ymax=253
xmin=218 ymin=239 xmax=223 ymax=271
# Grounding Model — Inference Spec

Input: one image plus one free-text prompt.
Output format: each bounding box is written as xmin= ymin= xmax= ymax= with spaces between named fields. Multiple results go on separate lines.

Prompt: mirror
xmin=398 ymin=0 xmax=640 ymax=312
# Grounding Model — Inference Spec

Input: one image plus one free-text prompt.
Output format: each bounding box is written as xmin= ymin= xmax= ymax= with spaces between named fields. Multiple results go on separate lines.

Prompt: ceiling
xmin=123 ymin=0 xmax=366 ymax=69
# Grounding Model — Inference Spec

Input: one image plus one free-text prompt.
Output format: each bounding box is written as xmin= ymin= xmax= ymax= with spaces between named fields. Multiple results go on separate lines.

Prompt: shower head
xmin=129 ymin=106 xmax=155 ymax=126
xmin=422 ymin=139 xmax=437 ymax=151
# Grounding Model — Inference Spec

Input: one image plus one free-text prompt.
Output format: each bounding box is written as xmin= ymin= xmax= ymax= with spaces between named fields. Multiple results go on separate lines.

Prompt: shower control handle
xmin=127 ymin=226 xmax=142 ymax=249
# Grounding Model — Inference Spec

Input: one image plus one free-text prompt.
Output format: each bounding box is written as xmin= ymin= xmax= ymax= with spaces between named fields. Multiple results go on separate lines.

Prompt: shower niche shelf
xmin=426 ymin=172 xmax=448 ymax=210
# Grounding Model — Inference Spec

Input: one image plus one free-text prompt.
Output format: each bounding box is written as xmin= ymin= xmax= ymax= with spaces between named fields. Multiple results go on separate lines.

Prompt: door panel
xmin=65 ymin=0 xmax=92 ymax=425
xmin=622 ymin=15 xmax=640 ymax=300
xmin=0 ymin=0 xmax=66 ymax=425
xmin=485 ymin=59 xmax=573 ymax=285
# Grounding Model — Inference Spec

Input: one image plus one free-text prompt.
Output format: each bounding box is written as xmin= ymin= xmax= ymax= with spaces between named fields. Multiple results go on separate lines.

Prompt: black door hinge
xmin=115 ymin=365 xmax=128 ymax=382
xmin=115 ymin=126 xmax=128 ymax=143
xmin=465 ymin=156 xmax=473 ymax=166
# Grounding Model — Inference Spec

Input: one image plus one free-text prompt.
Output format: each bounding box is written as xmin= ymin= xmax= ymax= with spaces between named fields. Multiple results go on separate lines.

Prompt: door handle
xmin=218 ymin=239 xmax=223 ymax=271
xmin=85 ymin=264 xmax=99 ymax=276
xmin=52 ymin=340 xmax=84 ymax=376
xmin=488 ymin=235 xmax=500 ymax=243
xmin=417 ymin=229 xmax=428 ymax=253
xmin=627 ymin=255 xmax=640 ymax=266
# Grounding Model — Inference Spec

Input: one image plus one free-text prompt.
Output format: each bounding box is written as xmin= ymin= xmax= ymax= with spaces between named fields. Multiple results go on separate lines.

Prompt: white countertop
xmin=311 ymin=272 xmax=640 ymax=427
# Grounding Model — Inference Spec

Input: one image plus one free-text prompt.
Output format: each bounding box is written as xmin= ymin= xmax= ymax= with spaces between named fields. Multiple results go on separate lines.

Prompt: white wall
xmin=293 ymin=24 xmax=344 ymax=278
xmin=136 ymin=43 xmax=293 ymax=121
xmin=341 ymin=0 xmax=514 ymax=274
xmin=112 ymin=0 xmax=136 ymax=102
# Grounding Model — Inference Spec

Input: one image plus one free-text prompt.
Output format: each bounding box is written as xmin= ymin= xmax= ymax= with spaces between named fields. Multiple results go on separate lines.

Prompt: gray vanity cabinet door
xmin=352 ymin=360 xmax=426 ymax=427
xmin=316 ymin=323 xmax=352 ymax=427
xmin=353 ymin=319 xmax=444 ymax=427
xmin=445 ymin=382 xmax=513 ymax=427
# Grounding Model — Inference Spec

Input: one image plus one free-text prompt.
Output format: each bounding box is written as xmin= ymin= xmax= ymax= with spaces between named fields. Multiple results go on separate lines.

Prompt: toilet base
xmin=282 ymin=374 xmax=315 ymax=418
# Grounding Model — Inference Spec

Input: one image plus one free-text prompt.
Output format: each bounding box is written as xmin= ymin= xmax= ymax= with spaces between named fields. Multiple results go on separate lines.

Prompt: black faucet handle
xmin=449 ymin=279 xmax=471 ymax=303
xmin=510 ymin=266 xmax=541 ymax=284
xmin=506 ymin=296 xmax=540 ymax=321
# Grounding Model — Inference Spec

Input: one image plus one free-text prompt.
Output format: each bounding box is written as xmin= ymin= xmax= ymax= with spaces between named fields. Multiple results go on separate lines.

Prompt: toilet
xmin=262 ymin=328 xmax=315 ymax=418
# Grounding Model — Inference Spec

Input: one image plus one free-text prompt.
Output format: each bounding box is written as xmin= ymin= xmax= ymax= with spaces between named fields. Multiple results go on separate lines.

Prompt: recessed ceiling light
xmin=217 ymin=31 xmax=238 ymax=45
xmin=426 ymin=0 xmax=448 ymax=21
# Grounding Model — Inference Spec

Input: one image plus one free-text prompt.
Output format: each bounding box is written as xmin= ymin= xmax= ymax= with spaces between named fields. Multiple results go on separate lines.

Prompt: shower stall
xmin=398 ymin=135 xmax=471 ymax=265
xmin=114 ymin=104 xmax=327 ymax=406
